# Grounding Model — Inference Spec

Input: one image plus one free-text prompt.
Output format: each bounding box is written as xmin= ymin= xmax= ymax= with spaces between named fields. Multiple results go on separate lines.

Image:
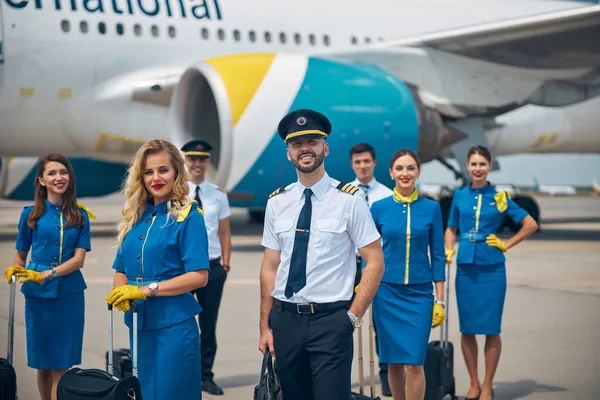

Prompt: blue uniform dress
xmin=112 ymin=199 xmax=209 ymax=400
xmin=447 ymin=183 xmax=529 ymax=335
xmin=15 ymin=200 xmax=91 ymax=370
xmin=369 ymin=193 xmax=446 ymax=365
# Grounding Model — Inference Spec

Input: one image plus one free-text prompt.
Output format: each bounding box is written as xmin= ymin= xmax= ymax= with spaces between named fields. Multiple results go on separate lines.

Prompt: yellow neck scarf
xmin=393 ymin=188 xmax=419 ymax=204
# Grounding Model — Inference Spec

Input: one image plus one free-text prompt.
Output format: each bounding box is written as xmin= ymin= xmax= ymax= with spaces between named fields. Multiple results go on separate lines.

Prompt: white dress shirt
xmin=187 ymin=180 xmax=231 ymax=261
xmin=261 ymin=173 xmax=381 ymax=304
xmin=350 ymin=177 xmax=393 ymax=208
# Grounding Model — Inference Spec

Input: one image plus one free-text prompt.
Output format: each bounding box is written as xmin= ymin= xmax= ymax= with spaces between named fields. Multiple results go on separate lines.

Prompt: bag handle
xmin=75 ymin=368 xmax=119 ymax=381
xmin=107 ymin=301 xmax=138 ymax=377
xmin=7 ymin=275 xmax=16 ymax=364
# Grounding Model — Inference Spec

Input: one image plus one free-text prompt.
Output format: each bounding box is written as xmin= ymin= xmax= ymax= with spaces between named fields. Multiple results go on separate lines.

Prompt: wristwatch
xmin=148 ymin=282 xmax=159 ymax=297
xmin=347 ymin=310 xmax=363 ymax=328
xmin=435 ymin=300 xmax=446 ymax=307
xmin=50 ymin=268 xmax=58 ymax=279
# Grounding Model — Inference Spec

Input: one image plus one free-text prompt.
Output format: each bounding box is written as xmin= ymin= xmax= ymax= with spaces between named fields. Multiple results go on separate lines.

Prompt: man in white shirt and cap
xmin=350 ymin=142 xmax=393 ymax=396
xmin=181 ymin=139 xmax=232 ymax=396
xmin=258 ymin=109 xmax=385 ymax=400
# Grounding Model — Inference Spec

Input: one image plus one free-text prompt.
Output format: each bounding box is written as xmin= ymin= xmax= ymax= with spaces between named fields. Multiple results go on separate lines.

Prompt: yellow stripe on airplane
xmin=206 ymin=53 xmax=276 ymax=128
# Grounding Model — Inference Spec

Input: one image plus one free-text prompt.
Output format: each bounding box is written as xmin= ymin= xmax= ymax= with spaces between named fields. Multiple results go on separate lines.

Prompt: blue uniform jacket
xmin=370 ymin=195 xmax=446 ymax=285
xmin=112 ymin=200 xmax=209 ymax=332
xmin=447 ymin=183 xmax=529 ymax=265
xmin=15 ymin=199 xmax=91 ymax=298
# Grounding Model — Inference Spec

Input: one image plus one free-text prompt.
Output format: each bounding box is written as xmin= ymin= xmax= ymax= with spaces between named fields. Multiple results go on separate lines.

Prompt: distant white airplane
xmin=533 ymin=177 xmax=577 ymax=196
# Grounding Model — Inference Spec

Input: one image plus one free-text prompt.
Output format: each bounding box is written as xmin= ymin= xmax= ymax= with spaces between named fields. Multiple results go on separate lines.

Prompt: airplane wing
xmin=324 ymin=4 xmax=600 ymax=117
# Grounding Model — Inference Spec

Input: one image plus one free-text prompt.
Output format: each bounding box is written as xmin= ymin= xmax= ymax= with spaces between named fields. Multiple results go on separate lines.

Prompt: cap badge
xmin=196 ymin=144 xmax=204 ymax=150
xmin=296 ymin=116 xmax=307 ymax=126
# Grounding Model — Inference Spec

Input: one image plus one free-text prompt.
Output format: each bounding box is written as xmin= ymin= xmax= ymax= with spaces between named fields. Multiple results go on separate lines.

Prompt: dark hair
xmin=350 ymin=143 xmax=376 ymax=161
xmin=389 ymin=148 xmax=421 ymax=169
xmin=467 ymin=145 xmax=492 ymax=163
xmin=28 ymin=154 xmax=85 ymax=230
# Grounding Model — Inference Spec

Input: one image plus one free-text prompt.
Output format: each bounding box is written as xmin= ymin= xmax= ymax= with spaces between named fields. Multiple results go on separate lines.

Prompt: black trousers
xmin=193 ymin=258 xmax=227 ymax=381
xmin=269 ymin=300 xmax=354 ymax=400
xmin=354 ymin=258 xmax=387 ymax=374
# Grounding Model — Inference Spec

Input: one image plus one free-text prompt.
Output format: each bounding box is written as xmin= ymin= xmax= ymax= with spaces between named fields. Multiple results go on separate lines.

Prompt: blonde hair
xmin=116 ymin=139 xmax=191 ymax=245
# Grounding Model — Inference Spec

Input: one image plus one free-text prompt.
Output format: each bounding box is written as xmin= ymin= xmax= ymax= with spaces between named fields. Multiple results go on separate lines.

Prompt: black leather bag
xmin=57 ymin=303 xmax=142 ymax=400
xmin=253 ymin=352 xmax=283 ymax=400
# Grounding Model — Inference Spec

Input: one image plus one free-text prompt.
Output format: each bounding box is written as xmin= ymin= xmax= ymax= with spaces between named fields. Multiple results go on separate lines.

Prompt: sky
xmin=419 ymin=154 xmax=600 ymax=187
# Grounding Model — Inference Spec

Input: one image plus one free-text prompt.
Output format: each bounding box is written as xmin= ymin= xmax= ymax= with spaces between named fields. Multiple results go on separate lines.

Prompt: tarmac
xmin=0 ymin=195 xmax=599 ymax=400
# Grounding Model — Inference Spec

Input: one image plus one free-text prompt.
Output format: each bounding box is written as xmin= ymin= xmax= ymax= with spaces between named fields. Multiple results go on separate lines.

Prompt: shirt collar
xmin=352 ymin=177 xmax=376 ymax=188
xmin=294 ymin=172 xmax=332 ymax=201
xmin=45 ymin=199 xmax=62 ymax=212
xmin=468 ymin=181 xmax=495 ymax=194
xmin=187 ymin=180 xmax=207 ymax=191
xmin=145 ymin=198 xmax=169 ymax=215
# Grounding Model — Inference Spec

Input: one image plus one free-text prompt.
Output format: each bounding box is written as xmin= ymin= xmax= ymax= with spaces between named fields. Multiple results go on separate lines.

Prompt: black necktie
xmin=195 ymin=185 xmax=203 ymax=209
xmin=285 ymin=188 xmax=313 ymax=298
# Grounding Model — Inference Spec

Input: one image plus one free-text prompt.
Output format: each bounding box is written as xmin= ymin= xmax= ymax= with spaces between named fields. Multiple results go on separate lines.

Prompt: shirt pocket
xmin=315 ymin=218 xmax=348 ymax=257
xmin=274 ymin=219 xmax=295 ymax=256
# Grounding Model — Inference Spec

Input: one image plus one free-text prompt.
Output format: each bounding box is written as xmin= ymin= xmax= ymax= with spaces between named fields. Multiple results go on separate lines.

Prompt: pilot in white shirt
xmin=349 ymin=142 xmax=393 ymax=396
xmin=258 ymin=109 xmax=384 ymax=400
xmin=181 ymin=139 xmax=231 ymax=396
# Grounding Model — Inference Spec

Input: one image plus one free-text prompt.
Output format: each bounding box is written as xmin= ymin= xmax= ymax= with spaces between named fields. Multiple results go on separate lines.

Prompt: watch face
xmin=355 ymin=319 xmax=363 ymax=328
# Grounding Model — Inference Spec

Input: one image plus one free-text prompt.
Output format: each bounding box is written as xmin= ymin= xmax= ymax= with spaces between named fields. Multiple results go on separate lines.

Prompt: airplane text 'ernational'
xmin=4 ymin=0 xmax=223 ymax=20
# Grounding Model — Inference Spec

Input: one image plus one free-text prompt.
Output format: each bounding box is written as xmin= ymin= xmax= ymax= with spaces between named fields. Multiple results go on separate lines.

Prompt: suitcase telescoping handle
xmin=107 ymin=301 xmax=138 ymax=378
xmin=7 ymin=275 xmax=16 ymax=365
xmin=440 ymin=262 xmax=451 ymax=350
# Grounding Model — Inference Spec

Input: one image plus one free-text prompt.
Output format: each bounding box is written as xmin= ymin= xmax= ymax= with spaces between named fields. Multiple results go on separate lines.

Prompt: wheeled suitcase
xmin=56 ymin=303 xmax=142 ymax=399
xmin=0 ymin=275 xmax=18 ymax=400
xmin=104 ymin=348 xmax=132 ymax=379
xmin=351 ymin=306 xmax=380 ymax=400
xmin=424 ymin=262 xmax=457 ymax=400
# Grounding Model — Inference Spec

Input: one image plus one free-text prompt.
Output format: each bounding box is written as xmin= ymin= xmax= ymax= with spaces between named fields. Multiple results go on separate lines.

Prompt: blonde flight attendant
xmin=4 ymin=154 xmax=93 ymax=400
xmin=106 ymin=139 xmax=210 ymax=400
xmin=445 ymin=145 xmax=538 ymax=400
xmin=370 ymin=149 xmax=446 ymax=400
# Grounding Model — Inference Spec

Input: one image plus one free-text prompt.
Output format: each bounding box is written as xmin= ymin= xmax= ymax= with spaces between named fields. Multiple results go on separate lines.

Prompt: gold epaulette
xmin=217 ymin=186 xmax=226 ymax=193
xmin=269 ymin=186 xmax=286 ymax=199
xmin=77 ymin=203 xmax=96 ymax=220
xmin=336 ymin=182 xmax=360 ymax=195
xmin=177 ymin=201 xmax=204 ymax=222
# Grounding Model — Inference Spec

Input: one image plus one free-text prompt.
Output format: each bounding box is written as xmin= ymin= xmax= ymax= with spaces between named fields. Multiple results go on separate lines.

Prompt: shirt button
xmin=403 ymin=204 xmax=406 ymax=208
xmin=55 ymin=227 xmax=59 ymax=231
xmin=146 ymin=219 xmax=151 ymax=223
xmin=54 ymin=241 xmax=58 ymax=245
xmin=53 ymin=256 xmax=57 ymax=261
xmin=55 ymin=206 xmax=59 ymax=211
xmin=139 ymin=235 xmax=144 ymax=240
xmin=136 ymin=254 xmax=141 ymax=259
xmin=473 ymin=206 xmax=477 ymax=210
xmin=402 ymin=210 xmax=406 ymax=214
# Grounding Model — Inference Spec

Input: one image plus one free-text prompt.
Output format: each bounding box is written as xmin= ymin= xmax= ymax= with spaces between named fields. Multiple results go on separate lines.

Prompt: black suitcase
xmin=0 ymin=275 xmax=17 ymax=400
xmin=104 ymin=349 xmax=132 ymax=379
xmin=424 ymin=262 xmax=457 ymax=400
xmin=351 ymin=305 xmax=380 ymax=400
xmin=57 ymin=303 xmax=142 ymax=399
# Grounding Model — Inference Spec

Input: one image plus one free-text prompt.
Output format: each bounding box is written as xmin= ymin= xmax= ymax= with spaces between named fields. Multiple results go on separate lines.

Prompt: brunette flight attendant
xmin=369 ymin=149 xmax=446 ymax=400
xmin=4 ymin=153 xmax=93 ymax=400
xmin=444 ymin=145 xmax=538 ymax=400
xmin=105 ymin=139 xmax=210 ymax=400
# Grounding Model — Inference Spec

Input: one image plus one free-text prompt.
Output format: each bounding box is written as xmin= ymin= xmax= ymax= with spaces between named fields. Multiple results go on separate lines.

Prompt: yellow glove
xmin=486 ymin=234 xmax=507 ymax=252
xmin=431 ymin=303 xmax=446 ymax=329
xmin=106 ymin=285 xmax=146 ymax=310
xmin=16 ymin=269 xmax=45 ymax=285
xmin=115 ymin=300 xmax=131 ymax=313
xmin=354 ymin=284 xmax=360 ymax=294
xmin=445 ymin=248 xmax=455 ymax=264
xmin=4 ymin=266 xmax=26 ymax=284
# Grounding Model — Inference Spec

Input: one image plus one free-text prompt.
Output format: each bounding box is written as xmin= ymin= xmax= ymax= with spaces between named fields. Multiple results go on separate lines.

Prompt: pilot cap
xmin=181 ymin=140 xmax=213 ymax=159
xmin=277 ymin=109 xmax=332 ymax=143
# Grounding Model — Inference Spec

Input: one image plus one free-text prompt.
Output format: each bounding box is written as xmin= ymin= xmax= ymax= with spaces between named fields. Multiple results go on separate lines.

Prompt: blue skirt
xmin=373 ymin=282 xmax=433 ymax=365
xmin=455 ymin=263 xmax=506 ymax=335
xmin=25 ymin=292 xmax=85 ymax=370
xmin=130 ymin=317 xmax=202 ymax=400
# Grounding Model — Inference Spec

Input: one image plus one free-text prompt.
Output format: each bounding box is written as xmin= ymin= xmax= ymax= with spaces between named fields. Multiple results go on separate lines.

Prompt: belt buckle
xmin=296 ymin=303 xmax=314 ymax=314
xmin=468 ymin=229 xmax=477 ymax=242
xmin=135 ymin=275 xmax=144 ymax=286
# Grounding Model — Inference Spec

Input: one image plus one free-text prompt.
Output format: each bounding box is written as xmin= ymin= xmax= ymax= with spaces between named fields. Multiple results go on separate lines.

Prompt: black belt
xmin=209 ymin=257 xmax=221 ymax=265
xmin=273 ymin=298 xmax=349 ymax=315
